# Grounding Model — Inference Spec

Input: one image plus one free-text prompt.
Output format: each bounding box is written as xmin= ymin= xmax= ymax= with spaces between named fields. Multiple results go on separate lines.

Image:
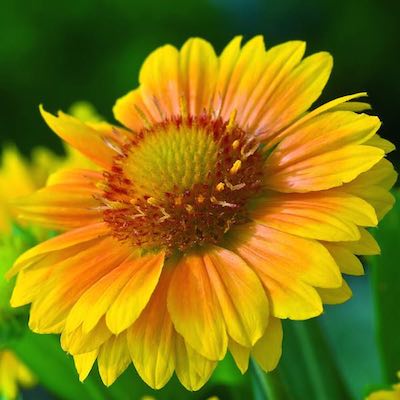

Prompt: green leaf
xmin=369 ymin=190 xmax=400 ymax=383
xmin=279 ymin=319 xmax=352 ymax=400
xmin=250 ymin=359 xmax=291 ymax=400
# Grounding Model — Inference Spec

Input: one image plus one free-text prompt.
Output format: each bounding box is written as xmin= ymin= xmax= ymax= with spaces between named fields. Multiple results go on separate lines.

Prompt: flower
xmin=0 ymin=146 xmax=60 ymax=234
xmin=0 ymin=350 xmax=36 ymax=400
xmin=366 ymin=373 xmax=400 ymax=400
xmin=8 ymin=36 xmax=396 ymax=391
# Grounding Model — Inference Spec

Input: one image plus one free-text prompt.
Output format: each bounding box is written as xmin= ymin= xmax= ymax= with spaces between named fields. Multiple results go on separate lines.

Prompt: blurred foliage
xmin=370 ymin=191 xmax=400 ymax=385
xmin=0 ymin=0 xmax=399 ymax=165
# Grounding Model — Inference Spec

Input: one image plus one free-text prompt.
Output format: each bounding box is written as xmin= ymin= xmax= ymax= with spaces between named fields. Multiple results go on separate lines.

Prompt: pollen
xmin=101 ymin=112 xmax=264 ymax=253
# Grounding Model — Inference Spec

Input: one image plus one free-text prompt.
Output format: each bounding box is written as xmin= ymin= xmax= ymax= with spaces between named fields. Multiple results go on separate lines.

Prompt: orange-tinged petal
xmin=174 ymin=335 xmax=216 ymax=391
xmin=113 ymin=88 xmax=159 ymax=132
xmin=23 ymin=237 xmax=130 ymax=333
xmin=212 ymin=36 xmax=243 ymax=112
xmin=251 ymin=317 xmax=282 ymax=372
xmin=203 ymin=246 xmax=269 ymax=347
xmin=228 ymin=339 xmax=250 ymax=374
xmin=15 ymin=170 xmax=102 ymax=230
xmin=40 ymin=106 xmax=119 ymax=169
xmin=168 ymin=253 xmax=228 ymax=361
xmin=8 ymin=223 xmax=110 ymax=277
xmin=74 ymin=350 xmax=98 ymax=381
xmin=323 ymin=244 xmax=364 ymax=276
xmin=106 ymin=252 xmax=165 ymax=334
xmin=317 ymin=279 xmax=352 ymax=305
xmin=264 ymin=145 xmax=384 ymax=193
xmin=233 ymin=223 xmax=341 ymax=289
xmin=253 ymin=191 xmax=377 ymax=242
xmin=218 ymin=35 xmax=267 ymax=119
xmin=66 ymin=252 xmax=162 ymax=334
xmin=179 ymin=38 xmax=218 ymax=116
xmin=265 ymin=92 xmax=369 ymax=147
xmin=231 ymin=224 xmax=340 ymax=319
xmin=266 ymin=111 xmax=380 ymax=167
xmin=128 ymin=269 xmax=175 ymax=389
xmin=238 ymin=41 xmax=306 ymax=131
xmin=256 ymin=52 xmax=332 ymax=141
xmin=139 ymin=44 xmax=181 ymax=118
xmin=97 ymin=333 xmax=131 ymax=386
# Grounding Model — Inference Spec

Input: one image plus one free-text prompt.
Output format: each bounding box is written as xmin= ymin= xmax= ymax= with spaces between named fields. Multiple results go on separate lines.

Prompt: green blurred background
xmin=0 ymin=1 xmax=399 ymax=399
xmin=0 ymin=0 xmax=399 ymax=161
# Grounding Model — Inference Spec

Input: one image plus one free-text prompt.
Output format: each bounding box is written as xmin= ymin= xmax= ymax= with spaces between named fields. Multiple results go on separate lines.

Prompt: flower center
xmin=101 ymin=113 xmax=264 ymax=253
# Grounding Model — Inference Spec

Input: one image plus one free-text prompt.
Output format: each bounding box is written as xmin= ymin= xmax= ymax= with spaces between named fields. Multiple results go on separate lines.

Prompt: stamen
xmin=147 ymin=197 xmax=158 ymax=206
xmin=185 ymin=204 xmax=194 ymax=214
xmin=226 ymin=109 xmax=237 ymax=133
xmin=232 ymin=140 xmax=240 ymax=150
xmin=241 ymin=139 xmax=259 ymax=159
xmin=196 ymin=194 xmax=205 ymax=204
xmin=224 ymin=178 xmax=246 ymax=191
xmin=211 ymin=196 xmax=237 ymax=208
xmin=230 ymin=160 xmax=242 ymax=174
xmin=102 ymin=136 xmax=124 ymax=156
xmin=216 ymin=182 xmax=225 ymax=192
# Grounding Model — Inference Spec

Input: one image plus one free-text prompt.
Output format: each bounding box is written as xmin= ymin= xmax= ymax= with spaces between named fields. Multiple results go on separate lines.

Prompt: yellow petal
xmin=323 ymin=244 xmax=364 ymax=276
xmin=329 ymin=101 xmax=372 ymax=112
xmin=97 ymin=333 xmax=131 ymax=386
xmin=317 ymin=279 xmax=352 ymax=305
xmin=128 ymin=270 xmax=175 ymax=389
xmin=251 ymin=317 xmax=283 ymax=372
xmin=174 ymin=335 xmax=216 ymax=391
xmin=139 ymin=44 xmax=181 ymax=117
xmin=106 ymin=252 xmax=165 ymax=334
xmin=365 ymin=134 xmax=396 ymax=153
xmin=74 ymin=350 xmax=98 ymax=381
xmin=61 ymin=318 xmax=112 ymax=355
xmin=229 ymin=339 xmax=250 ymax=374
xmin=338 ymin=228 xmax=380 ymax=256
xmin=167 ymin=252 xmax=228 ymax=361
xmin=203 ymin=246 xmax=269 ymax=347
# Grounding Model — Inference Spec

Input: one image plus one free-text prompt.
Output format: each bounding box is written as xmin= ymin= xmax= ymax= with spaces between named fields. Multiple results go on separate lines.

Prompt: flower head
xmin=9 ymin=36 xmax=396 ymax=390
xmin=367 ymin=372 xmax=400 ymax=400
xmin=0 ymin=350 xmax=36 ymax=400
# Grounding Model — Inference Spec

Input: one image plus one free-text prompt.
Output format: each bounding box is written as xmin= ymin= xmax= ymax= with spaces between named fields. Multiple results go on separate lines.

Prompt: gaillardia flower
xmin=366 ymin=372 xmax=400 ymax=400
xmin=0 ymin=351 xmax=36 ymax=400
xmin=9 ymin=36 xmax=396 ymax=390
